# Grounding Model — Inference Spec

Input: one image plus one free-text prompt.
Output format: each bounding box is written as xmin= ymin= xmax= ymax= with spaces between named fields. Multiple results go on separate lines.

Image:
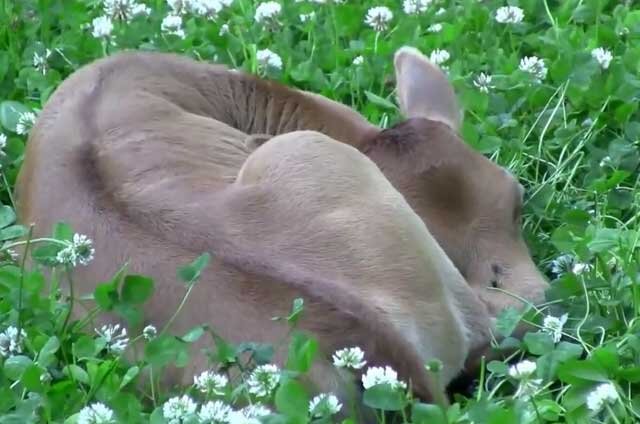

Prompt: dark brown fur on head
xmin=358 ymin=47 xmax=549 ymax=377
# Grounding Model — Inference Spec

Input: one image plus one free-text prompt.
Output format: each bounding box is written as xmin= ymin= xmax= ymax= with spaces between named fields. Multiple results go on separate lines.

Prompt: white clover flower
xmin=550 ymin=254 xmax=591 ymax=276
xmin=190 ymin=0 xmax=227 ymax=17
xmin=131 ymin=3 xmax=152 ymax=16
xmin=572 ymin=262 xmax=592 ymax=274
xmin=542 ymin=313 xmax=568 ymax=343
xmin=0 ymin=326 xmax=27 ymax=358
xmin=519 ymin=56 xmax=547 ymax=82
xmin=508 ymin=359 xmax=542 ymax=398
xmin=72 ymin=233 xmax=95 ymax=265
xmin=254 ymin=1 xmax=281 ymax=23
xmin=361 ymin=366 xmax=407 ymax=390
xmin=91 ymin=16 xmax=114 ymax=38
xmin=364 ymin=6 xmax=393 ymax=32
xmin=56 ymin=233 xmax=95 ymax=267
xmin=332 ymin=346 xmax=366 ymax=369
xmin=16 ymin=111 xmax=37 ymax=136
xmin=256 ymin=48 xmax=283 ymax=71
xmin=142 ymin=325 xmax=157 ymax=340
xmin=55 ymin=247 xmax=76 ymax=266
xmin=429 ymin=49 xmax=450 ymax=66
xmin=0 ymin=133 xmax=7 ymax=156
xmin=161 ymin=14 xmax=186 ymax=38
xmin=427 ymin=23 xmax=442 ymax=33
xmin=586 ymin=382 xmax=619 ymax=413
xmin=299 ymin=11 xmax=315 ymax=22
xmin=227 ymin=404 xmax=271 ymax=423
xmin=309 ymin=393 xmax=342 ymax=418
xmin=473 ymin=72 xmax=494 ymax=93
xmin=549 ymin=254 xmax=574 ymax=277
xmin=242 ymin=404 xmax=271 ymax=419
xmin=77 ymin=402 xmax=115 ymax=424
xmin=103 ymin=0 xmax=150 ymax=22
xmin=33 ymin=49 xmax=52 ymax=75
xmin=198 ymin=400 xmax=232 ymax=423
xmin=508 ymin=359 xmax=537 ymax=380
xmin=352 ymin=56 xmax=364 ymax=66
xmin=227 ymin=410 xmax=258 ymax=424
xmin=495 ymin=6 xmax=524 ymax=24
xmin=591 ymin=47 xmax=613 ymax=70
xmin=95 ymin=323 xmax=129 ymax=354
xmin=167 ymin=0 xmax=187 ymax=13
xmin=246 ymin=364 xmax=280 ymax=397
xmin=402 ymin=0 xmax=432 ymax=15
xmin=163 ymin=395 xmax=198 ymax=423
xmin=194 ymin=370 xmax=228 ymax=395
xmin=219 ymin=23 xmax=230 ymax=35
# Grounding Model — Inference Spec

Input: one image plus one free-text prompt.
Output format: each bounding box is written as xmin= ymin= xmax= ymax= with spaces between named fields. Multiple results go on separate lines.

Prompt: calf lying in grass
xmin=14 ymin=45 xmax=548 ymax=415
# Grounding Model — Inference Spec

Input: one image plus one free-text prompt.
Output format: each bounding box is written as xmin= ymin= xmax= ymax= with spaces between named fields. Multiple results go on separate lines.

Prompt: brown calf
xmin=14 ymin=46 xmax=548 ymax=415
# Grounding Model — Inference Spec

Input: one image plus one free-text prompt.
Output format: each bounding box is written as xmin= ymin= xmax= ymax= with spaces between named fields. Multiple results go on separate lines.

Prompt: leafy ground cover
xmin=0 ymin=0 xmax=639 ymax=423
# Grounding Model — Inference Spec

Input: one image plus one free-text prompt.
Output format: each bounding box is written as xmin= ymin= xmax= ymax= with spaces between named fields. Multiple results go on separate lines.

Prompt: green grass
xmin=0 ymin=0 xmax=639 ymax=423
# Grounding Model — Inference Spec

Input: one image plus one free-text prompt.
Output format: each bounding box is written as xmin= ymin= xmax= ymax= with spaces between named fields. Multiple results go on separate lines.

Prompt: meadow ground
xmin=0 ymin=0 xmax=639 ymax=423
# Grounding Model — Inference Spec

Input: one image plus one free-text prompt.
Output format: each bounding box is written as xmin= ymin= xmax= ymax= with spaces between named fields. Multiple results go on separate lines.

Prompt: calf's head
xmin=362 ymin=46 xmax=549 ymax=321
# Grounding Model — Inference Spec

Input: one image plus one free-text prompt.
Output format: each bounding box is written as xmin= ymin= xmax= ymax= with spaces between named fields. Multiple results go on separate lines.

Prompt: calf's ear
xmin=393 ymin=46 xmax=462 ymax=132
